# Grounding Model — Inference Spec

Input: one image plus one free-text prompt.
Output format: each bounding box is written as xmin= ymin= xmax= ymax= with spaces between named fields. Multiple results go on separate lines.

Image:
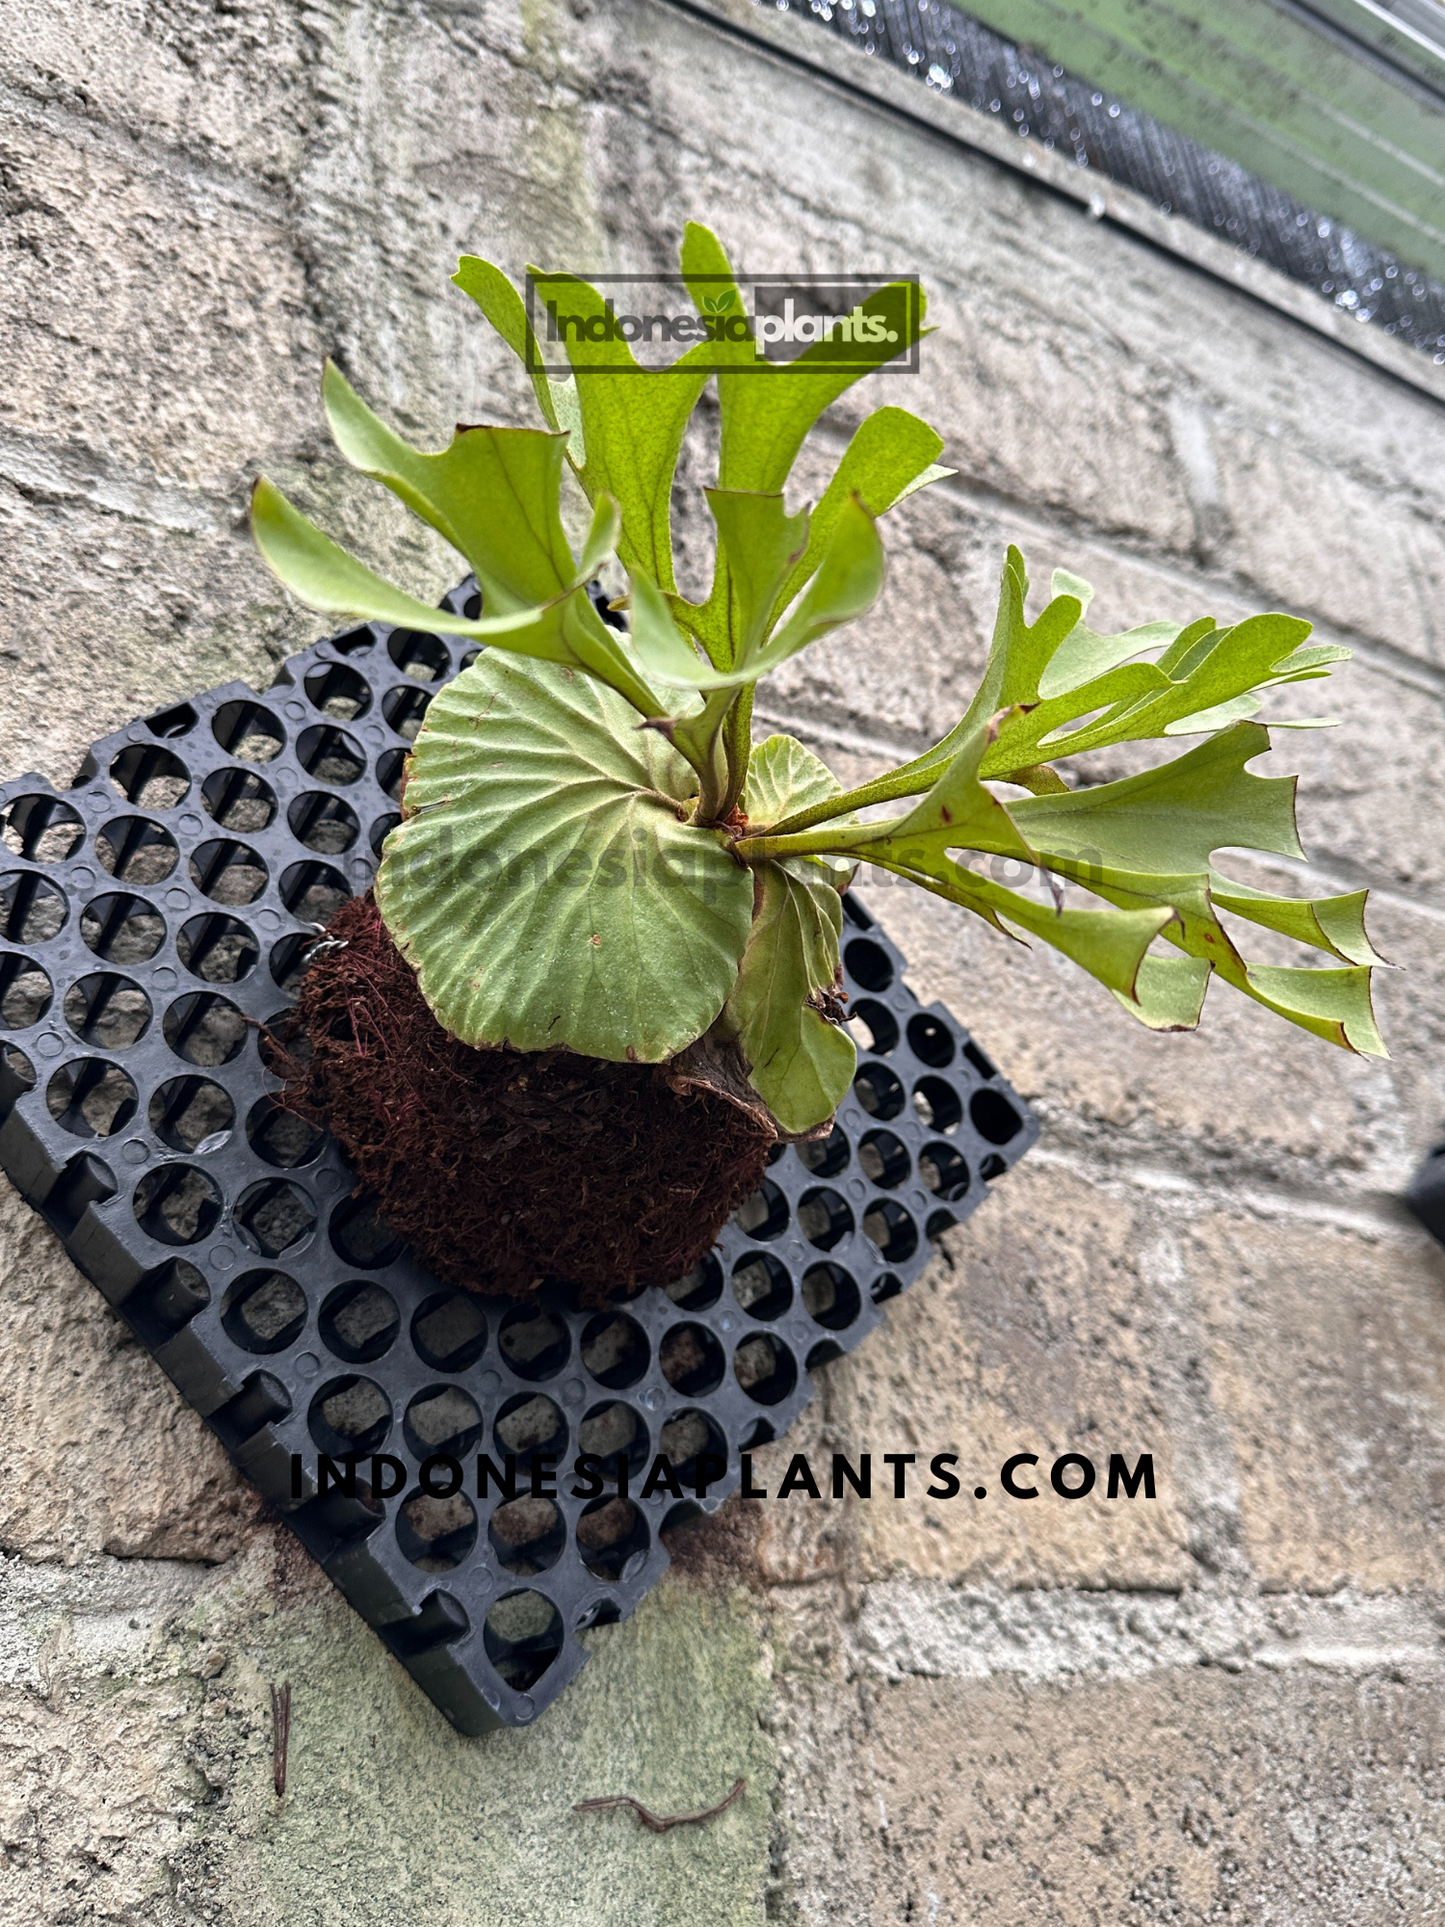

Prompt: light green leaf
xmin=251 ymin=476 xmax=567 ymax=643
xmin=1162 ymin=694 xmax=1261 ymax=735
xmin=722 ymin=861 xmax=853 ymax=1136
xmin=559 ymin=592 xmax=671 ymax=721
xmin=249 ymin=477 xmax=663 ymax=719
xmin=1035 ymin=566 xmax=1188 ymax=701
xmin=744 ymin=731 xmax=856 ymax=875
xmin=897 ymin=463 xmax=955 ymax=502
xmin=575 ymin=494 xmax=623 ymax=585
xmin=1033 ymin=863 xmax=1281 ymax=1039
xmin=987 ymin=612 xmax=1322 ymax=773
xmin=678 ymin=218 xmax=745 ymax=310
xmin=968 ymin=546 xmax=1085 ymax=725
xmin=630 ymin=496 xmax=885 ymax=692
xmin=977 ymin=875 xmax=1172 ymax=1000
xmin=764 ymin=545 xmax=1082 ymax=835
xmin=682 ymin=406 xmax=945 ymax=671
xmin=454 ymin=230 xmax=758 ymax=588
xmin=1050 ymin=566 xmax=1095 ymax=612
xmin=742 ymin=707 xmax=1386 ymax=1056
xmin=1210 ymin=877 xmax=1387 ymax=966
xmin=767 ymin=545 xmax=1353 ymax=840
xmin=1010 ymin=722 xmax=1304 ymax=875
xmin=714 ymin=732 xmax=859 ymax=1131
xmin=664 ymin=687 xmax=736 ymax=815
xmin=1242 ymin=962 xmax=1384 ymax=1054
xmin=1004 ymin=728 xmax=1386 ymax=1052
xmin=1259 ymin=642 xmax=1354 ymax=678
xmin=1117 ymin=953 xmax=1212 ymax=1031
xmin=629 ymin=570 xmax=713 ymax=686
xmin=1005 ymin=763 xmax=1071 ymax=796
xmin=450 ymin=230 xmax=922 ymax=720
xmin=787 ymin=714 xmax=1037 ymax=870
xmin=1029 ymin=852 xmax=1386 ymax=1049
xmin=739 ymin=721 xmax=1176 ymax=1013
xmin=717 ymin=279 xmax=928 ymax=492
xmin=744 ymin=732 xmax=845 ymax=828
xmin=772 ymin=407 xmax=948 ymax=616
xmin=1046 ymin=865 xmax=1244 ymax=973
xmin=375 ymin=654 xmax=753 ymax=1060
xmin=321 ymin=361 xmax=575 ymax=613
xmin=760 ymin=496 xmax=887 ymax=675
xmin=877 ymin=853 xmax=1173 ymax=1004
xmin=1038 ymin=610 xmax=1187 ymax=698
xmin=699 ymin=489 xmax=809 ymax=671
xmin=449 ymin=254 xmax=573 ymax=446
xmin=521 ymin=264 xmax=746 ymax=592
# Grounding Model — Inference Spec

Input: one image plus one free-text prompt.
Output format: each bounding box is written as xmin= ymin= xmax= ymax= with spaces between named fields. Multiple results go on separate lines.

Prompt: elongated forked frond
xmin=736 ymin=553 xmax=1386 ymax=1060
xmin=250 ymin=452 xmax=663 ymax=719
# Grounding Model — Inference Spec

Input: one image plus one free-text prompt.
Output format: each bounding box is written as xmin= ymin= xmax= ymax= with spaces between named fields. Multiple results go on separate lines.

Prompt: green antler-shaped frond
xmin=736 ymin=551 xmax=1387 ymax=1061
xmin=454 ymin=222 xmax=947 ymax=816
xmin=257 ymin=223 xmax=950 ymax=825
xmin=250 ymin=365 xmax=663 ymax=718
xmin=455 ymin=222 xmax=940 ymax=600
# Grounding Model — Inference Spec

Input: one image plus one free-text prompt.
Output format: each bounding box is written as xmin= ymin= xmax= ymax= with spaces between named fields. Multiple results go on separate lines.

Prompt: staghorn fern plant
xmin=251 ymin=220 xmax=1385 ymax=1150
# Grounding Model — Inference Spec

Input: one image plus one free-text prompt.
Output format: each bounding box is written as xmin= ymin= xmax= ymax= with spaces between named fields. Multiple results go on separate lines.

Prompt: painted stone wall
xmin=3 ymin=1 xmax=1445 ymax=1920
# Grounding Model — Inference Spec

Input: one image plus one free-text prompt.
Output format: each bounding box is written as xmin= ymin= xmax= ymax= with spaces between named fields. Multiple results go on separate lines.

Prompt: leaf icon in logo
xmin=702 ymin=290 xmax=738 ymax=315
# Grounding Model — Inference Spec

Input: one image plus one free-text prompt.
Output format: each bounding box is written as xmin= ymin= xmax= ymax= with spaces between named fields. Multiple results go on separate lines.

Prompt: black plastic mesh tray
xmin=0 ymin=583 xmax=1037 ymax=1731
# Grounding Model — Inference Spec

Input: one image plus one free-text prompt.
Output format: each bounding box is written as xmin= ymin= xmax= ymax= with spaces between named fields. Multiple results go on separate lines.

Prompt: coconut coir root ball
xmin=277 ymin=894 xmax=773 ymax=1305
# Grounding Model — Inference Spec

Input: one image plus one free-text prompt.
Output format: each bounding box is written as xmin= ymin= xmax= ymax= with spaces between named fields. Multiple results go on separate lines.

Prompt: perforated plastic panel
xmin=0 ymin=582 xmax=1036 ymax=1731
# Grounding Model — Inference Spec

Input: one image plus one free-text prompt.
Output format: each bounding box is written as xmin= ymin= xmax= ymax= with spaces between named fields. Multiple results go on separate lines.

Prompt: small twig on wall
xmin=573 ymin=1778 xmax=745 ymax=1834
xmin=271 ymin=1683 xmax=292 ymax=1799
